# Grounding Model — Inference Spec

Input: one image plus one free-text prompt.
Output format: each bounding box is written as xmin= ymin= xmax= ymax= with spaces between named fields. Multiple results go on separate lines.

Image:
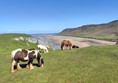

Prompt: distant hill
xmin=58 ymin=20 xmax=118 ymax=40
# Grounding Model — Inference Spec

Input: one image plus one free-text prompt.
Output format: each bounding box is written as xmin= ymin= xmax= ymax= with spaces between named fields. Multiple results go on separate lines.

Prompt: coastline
xmin=41 ymin=35 xmax=116 ymax=48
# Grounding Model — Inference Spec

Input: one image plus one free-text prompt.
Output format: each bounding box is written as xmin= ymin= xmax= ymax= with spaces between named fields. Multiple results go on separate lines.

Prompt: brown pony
xmin=61 ymin=40 xmax=72 ymax=50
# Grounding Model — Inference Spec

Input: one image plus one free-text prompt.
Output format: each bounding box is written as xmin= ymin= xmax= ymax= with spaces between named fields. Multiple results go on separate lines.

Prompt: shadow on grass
xmin=14 ymin=63 xmax=39 ymax=70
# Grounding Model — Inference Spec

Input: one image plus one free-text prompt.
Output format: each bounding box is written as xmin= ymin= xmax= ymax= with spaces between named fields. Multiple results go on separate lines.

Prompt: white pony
xmin=37 ymin=44 xmax=48 ymax=53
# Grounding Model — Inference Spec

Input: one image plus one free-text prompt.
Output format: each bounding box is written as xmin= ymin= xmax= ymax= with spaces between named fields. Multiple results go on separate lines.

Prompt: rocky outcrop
xmin=12 ymin=36 xmax=56 ymax=50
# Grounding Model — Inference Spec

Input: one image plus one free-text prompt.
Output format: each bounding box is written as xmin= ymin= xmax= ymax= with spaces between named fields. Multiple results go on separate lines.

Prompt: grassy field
xmin=0 ymin=33 xmax=118 ymax=83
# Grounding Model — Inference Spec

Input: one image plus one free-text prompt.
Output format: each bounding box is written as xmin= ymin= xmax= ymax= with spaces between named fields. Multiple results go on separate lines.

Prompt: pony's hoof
xmin=41 ymin=64 xmax=44 ymax=67
xmin=30 ymin=66 xmax=34 ymax=69
xmin=26 ymin=65 xmax=30 ymax=69
xmin=10 ymin=70 xmax=15 ymax=73
xmin=10 ymin=67 xmax=15 ymax=73
xmin=17 ymin=67 xmax=22 ymax=71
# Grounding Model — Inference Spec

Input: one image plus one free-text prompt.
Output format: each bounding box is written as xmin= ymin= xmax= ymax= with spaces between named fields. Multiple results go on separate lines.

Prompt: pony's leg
xmin=26 ymin=61 xmax=34 ymax=69
xmin=46 ymin=48 xmax=48 ymax=53
xmin=41 ymin=58 xmax=44 ymax=67
xmin=10 ymin=60 xmax=16 ymax=73
xmin=65 ymin=46 xmax=68 ymax=49
xmin=17 ymin=62 xmax=22 ymax=70
xmin=43 ymin=49 xmax=46 ymax=53
xmin=70 ymin=46 xmax=72 ymax=50
xmin=44 ymin=49 xmax=48 ymax=53
xmin=71 ymin=47 xmax=72 ymax=49
xmin=29 ymin=63 xmax=34 ymax=69
xmin=61 ymin=44 xmax=64 ymax=50
xmin=26 ymin=63 xmax=30 ymax=69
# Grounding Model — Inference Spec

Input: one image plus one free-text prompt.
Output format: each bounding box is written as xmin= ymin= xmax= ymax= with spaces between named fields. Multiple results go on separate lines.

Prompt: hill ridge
xmin=59 ymin=20 xmax=118 ymax=35
xmin=58 ymin=20 xmax=118 ymax=40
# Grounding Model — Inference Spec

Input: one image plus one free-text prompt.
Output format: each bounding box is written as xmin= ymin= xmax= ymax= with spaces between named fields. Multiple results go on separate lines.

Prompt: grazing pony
xmin=61 ymin=40 xmax=72 ymax=50
xmin=72 ymin=45 xmax=79 ymax=48
xmin=37 ymin=44 xmax=48 ymax=53
xmin=10 ymin=48 xmax=44 ymax=73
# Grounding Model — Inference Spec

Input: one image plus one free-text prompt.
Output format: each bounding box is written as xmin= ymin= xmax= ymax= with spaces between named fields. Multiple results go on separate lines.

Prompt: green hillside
xmin=59 ymin=20 xmax=118 ymax=41
xmin=0 ymin=33 xmax=118 ymax=83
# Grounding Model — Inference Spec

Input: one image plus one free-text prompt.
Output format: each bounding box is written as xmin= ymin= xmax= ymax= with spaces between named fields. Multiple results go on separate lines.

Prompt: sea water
xmin=30 ymin=34 xmax=60 ymax=49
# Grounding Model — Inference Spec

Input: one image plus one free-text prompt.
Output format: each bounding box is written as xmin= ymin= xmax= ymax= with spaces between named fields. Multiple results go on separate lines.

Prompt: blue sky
xmin=0 ymin=0 xmax=118 ymax=34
